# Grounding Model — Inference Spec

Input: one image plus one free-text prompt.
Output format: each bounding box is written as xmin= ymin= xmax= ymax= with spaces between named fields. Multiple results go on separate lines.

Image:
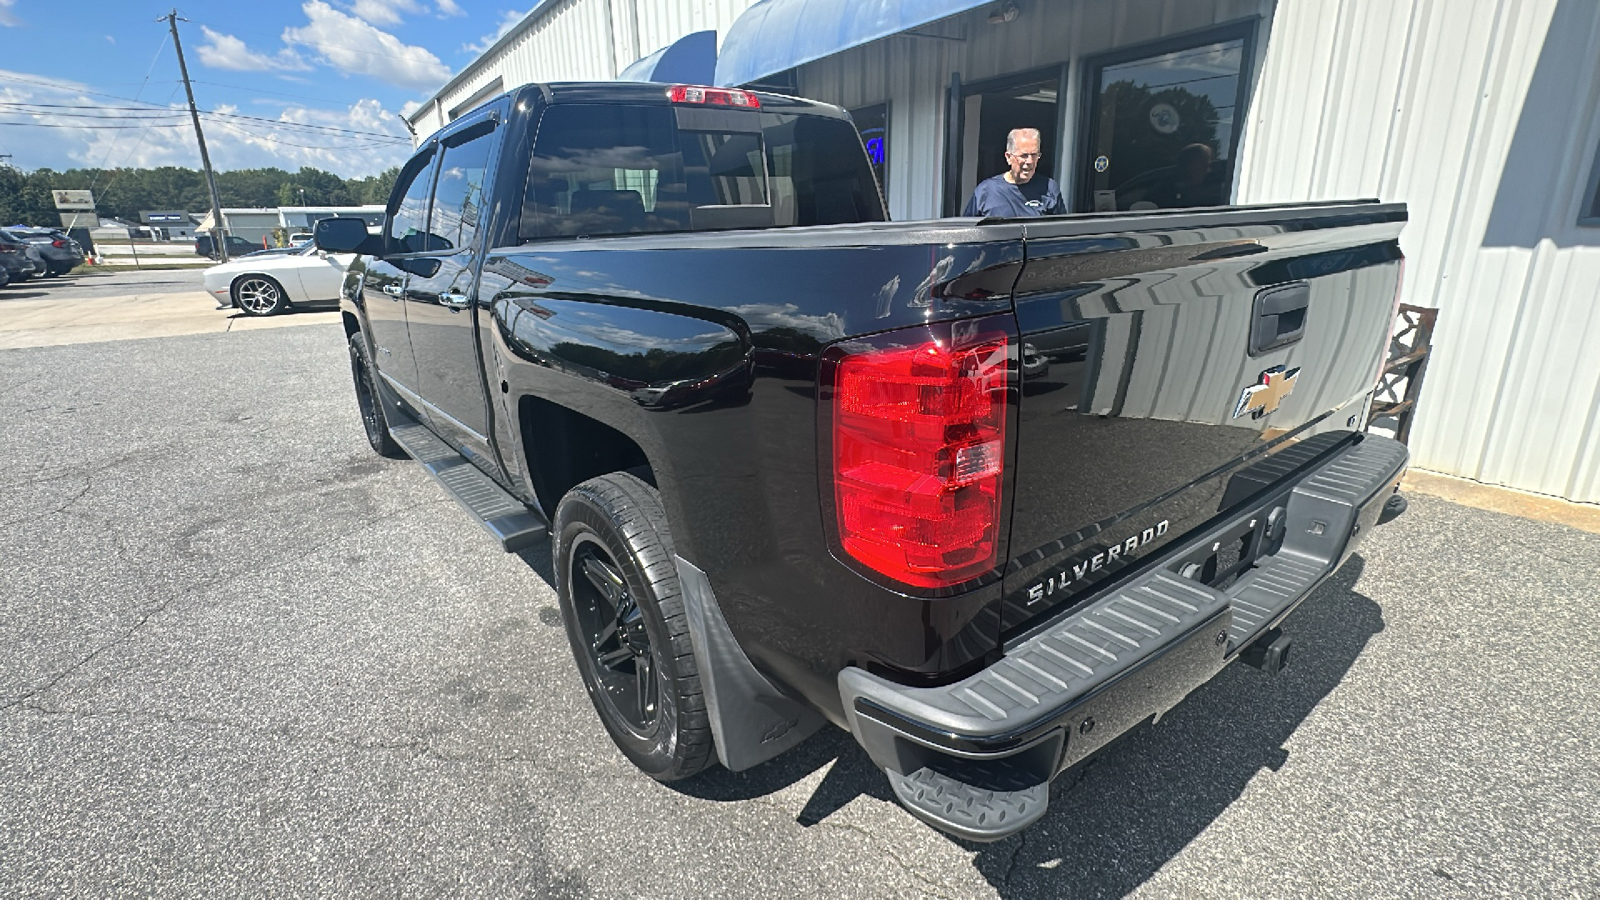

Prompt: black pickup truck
xmin=313 ymin=82 xmax=1410 ymax=841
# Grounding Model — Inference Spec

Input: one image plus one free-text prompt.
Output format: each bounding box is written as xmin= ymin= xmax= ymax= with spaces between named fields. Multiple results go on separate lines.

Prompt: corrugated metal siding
xmin=411 ymin=0 xmax=761 ymax=138
xmin=1237 ymin=0 xmax=1600 ymax=502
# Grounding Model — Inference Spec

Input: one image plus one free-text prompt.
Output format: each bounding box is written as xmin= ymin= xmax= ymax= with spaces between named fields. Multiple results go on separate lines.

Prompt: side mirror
xmin=314 ymin=217 xmax=376 ymax=254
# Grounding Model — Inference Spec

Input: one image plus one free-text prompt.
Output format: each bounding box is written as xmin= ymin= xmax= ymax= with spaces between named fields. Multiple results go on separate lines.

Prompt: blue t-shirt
xmin=963 ymin=174 xmax=1066 ymax=218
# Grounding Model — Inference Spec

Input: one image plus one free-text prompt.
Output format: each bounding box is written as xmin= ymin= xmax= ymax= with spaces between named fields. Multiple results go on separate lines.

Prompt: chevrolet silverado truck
xmin=313 ymin=81 xmax=1410 ymax=841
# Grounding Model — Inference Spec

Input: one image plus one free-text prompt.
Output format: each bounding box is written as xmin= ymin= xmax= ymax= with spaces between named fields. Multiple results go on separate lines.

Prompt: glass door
xmin=1078 ymin=22 xmax=1257 ymax=212
xmin=946 ymin=69 xmax=1063 ymax=216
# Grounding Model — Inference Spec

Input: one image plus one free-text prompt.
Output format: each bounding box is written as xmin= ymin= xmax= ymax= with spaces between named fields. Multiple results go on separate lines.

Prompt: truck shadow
xmin=671 ymin=556 xmax=1384 ymax=899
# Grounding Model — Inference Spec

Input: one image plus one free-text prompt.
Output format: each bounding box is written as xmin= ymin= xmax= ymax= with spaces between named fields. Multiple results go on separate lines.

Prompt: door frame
xmin=942 ymin=64 xmax=1070 ymax=217
xmin=1074 ymin=18 xmax=1262 ymax=213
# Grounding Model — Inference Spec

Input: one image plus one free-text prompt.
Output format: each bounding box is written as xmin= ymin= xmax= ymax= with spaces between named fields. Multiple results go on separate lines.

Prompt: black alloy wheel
xmin=553 ymin=473 xmax=713 ymax=781
xmin=347 ymin=332 xmax=404 ymax=458
xmin=570 ymin=536 xmax=661 ymax=734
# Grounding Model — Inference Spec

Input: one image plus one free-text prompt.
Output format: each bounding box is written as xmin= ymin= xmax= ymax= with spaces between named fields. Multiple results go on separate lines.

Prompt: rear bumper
xmin=838 ymin=433 xmax=1409 ymax=841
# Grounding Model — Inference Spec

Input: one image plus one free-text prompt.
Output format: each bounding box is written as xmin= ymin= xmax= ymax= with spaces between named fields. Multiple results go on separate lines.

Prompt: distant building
xmin=277 ymin=205 xmax=386 ymax=235
xmin=139 ymin=211 xmax=195 ymax=241
xmin=196 ymin=208 xmax=280 ymax=245
xmin=195 ymin=206 xmax=388 ymax=245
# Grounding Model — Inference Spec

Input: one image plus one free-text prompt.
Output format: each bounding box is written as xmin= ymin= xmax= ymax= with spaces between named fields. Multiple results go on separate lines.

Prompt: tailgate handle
xmin=1250 ymin=283 xmax=1310 ymax=356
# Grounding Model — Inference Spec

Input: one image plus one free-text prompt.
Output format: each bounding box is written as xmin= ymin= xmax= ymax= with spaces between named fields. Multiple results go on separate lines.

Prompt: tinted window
xmin=850 ymin=104 xmax=888 ymax=205
xmin=521 ymin=104 xmax=885 ymax=240
xmin=763 ymin=112 xmax=885 ymax=227
xmin=388 ymin=148 xmax=437 ymax=252
xmin=430 ymin=125 xmax=496 ymax=251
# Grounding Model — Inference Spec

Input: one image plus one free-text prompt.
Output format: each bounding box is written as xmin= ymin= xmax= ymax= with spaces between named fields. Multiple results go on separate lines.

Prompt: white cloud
xmin=0 ymin=69 xmax=409 ymax=178
xmin=285 ymin=1 xmax=451 ymax=90
xmin=104 ymin=35 xmax=115 ymax=44
xmin=78 ymin=99 xmax=413 ymax=176
xmin=399 ymin=99 xmax=424 ymax=118
xmin=0 ymin=0 xmax=19 ymax=27
xmin=464 ymin=9 xmax=529 ymax=55
xmin=435 ymin=0 xmax=465 ymax=17
xmin=348 ymin=0 xmax=421 ymax=27
xmin=197 ymin=26 xmax=311 ymax=73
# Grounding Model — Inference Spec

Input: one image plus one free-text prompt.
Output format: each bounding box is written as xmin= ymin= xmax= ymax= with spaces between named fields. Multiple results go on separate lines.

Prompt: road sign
xmin=52 ymin=190 xmax=95 ymax=211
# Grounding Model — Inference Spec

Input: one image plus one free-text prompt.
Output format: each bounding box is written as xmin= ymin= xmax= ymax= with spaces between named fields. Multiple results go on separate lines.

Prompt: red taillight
xmin=667 ymin=85 xmax=760 ymax=108
xmin=52 ymin=240 xmax=67 ymax=248
xmin=826 ymin=320 xmax=1012 ymax=588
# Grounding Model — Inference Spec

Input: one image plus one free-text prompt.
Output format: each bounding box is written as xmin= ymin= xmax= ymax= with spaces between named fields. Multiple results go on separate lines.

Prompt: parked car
xmin=203 ymin=240 xmax=354 ymax=316
xmin=194 ymin=233 xmax=260 ymax=260
xmin=316 ymin=81 xmax=1411 ymax=841
xmin=288 ymin=232 xmax=313 ymax=244
xmin=3 ymin=226 xmax=85 ymax=276
xmin=0 ymin=231 xmax=42 ymax=283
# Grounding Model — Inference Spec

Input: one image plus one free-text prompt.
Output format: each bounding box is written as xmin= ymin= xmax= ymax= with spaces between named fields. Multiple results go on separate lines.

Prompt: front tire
xmin=347 ymin=332 xmax=403 ymax=458
xmin=232 ymin=275 xmax=288 ymax=316
xmin=553 ymin=473 xmax=713 ymax=781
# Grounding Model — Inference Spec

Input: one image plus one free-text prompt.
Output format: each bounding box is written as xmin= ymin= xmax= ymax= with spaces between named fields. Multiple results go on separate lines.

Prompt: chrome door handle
xmin=382 ymin=284 xmax=403 ymax=297
xmin=439 ymin=291 xmax=470 ymax=309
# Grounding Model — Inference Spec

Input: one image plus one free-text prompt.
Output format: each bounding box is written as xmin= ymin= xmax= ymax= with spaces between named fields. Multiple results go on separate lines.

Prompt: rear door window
xmin=521 ymin=103 xmax=884 ymax=240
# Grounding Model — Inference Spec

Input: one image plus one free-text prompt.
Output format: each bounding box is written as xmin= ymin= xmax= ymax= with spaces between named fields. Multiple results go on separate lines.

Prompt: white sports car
xmin=203 ymin=242 xmax=354 ymax=316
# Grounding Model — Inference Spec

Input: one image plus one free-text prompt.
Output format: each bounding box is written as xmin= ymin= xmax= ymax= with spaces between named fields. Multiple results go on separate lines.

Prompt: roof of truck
xmin=508 ymin=81 xmax=850 ymax=119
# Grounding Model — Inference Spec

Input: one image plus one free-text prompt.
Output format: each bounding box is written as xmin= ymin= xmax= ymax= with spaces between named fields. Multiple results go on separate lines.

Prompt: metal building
xmin=408 ymin=0 xmax=1600 ymax=505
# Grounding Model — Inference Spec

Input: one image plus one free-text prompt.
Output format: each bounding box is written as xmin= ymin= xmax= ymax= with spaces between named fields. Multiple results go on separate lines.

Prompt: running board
xmin=386 ymin=412 xmax=547 ymax=552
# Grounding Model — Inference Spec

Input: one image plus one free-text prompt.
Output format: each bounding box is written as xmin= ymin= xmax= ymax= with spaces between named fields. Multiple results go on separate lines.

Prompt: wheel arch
xmin=517 ymin=393 xmax=657 ymax=517
xmin=230 ymin=271 xmax=292 ymax=302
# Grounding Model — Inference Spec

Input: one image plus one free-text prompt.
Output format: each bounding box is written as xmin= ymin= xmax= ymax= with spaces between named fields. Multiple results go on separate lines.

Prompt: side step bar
xmin=386 ymin=410 xmax=547 ymax=552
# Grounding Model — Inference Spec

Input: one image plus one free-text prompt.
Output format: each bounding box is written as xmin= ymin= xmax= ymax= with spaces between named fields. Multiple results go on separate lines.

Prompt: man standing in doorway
xmin=963 ymin=127 xmax=1066 ymax=217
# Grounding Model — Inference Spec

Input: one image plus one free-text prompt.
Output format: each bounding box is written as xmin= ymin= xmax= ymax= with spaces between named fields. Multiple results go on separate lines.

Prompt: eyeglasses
xmin=1007 ymin=152 xmax=1041 ymax=160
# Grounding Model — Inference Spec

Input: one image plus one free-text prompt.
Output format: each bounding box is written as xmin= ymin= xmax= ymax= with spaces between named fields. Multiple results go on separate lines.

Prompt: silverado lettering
xmin=1026 ymin=520 xmax=1170 ymax=605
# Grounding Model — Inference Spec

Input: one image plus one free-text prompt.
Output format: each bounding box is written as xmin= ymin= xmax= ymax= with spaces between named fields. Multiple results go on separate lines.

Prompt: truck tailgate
xmin=1001 ymin=203 xmax=1405 ymax=637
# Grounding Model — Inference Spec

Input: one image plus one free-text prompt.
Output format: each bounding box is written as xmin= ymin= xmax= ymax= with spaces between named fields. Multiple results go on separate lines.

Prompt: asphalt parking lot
xmin=1 ymin=286 xmax=1597 ymax=898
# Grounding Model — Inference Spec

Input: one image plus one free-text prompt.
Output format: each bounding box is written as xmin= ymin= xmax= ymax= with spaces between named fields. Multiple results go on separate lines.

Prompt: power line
xmin=0 ymin=120 xmax=190 ymax=129
xmin=0 ymin=107 xmax=191 ymax=120
xmin=0 ymin=101 xmax=410 ymax=141
xmin=206 ymin=118 xmax=413 ymax=152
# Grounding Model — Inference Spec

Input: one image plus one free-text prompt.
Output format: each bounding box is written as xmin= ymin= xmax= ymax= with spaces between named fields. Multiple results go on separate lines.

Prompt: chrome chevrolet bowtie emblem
xmin=1234 ymin=366 xmax=1300 ymax=419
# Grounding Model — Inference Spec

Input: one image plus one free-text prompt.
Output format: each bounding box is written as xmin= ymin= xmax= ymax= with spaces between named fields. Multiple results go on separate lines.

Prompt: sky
xmin=0 ymin=1 xmax=536 ymax=177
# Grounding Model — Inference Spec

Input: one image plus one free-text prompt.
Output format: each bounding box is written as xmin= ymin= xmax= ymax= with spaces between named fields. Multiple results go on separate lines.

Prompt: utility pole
xmin=164 ymin=10 xmax=229 ymax=262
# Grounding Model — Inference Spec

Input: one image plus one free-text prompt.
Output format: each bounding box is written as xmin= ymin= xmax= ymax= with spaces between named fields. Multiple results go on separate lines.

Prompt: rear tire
xmin=347 ymin=332 xmax=404 ymax=458
xmin=553 ymin=473 xmax=713 ymax=781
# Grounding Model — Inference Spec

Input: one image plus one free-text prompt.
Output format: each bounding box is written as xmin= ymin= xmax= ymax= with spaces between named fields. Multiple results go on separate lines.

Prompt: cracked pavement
xmin=3 ymin=319 xmax=1599 ymax=898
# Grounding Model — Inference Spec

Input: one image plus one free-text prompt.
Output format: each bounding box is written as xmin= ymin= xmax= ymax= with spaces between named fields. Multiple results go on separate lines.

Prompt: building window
xmin=1582 ymin=140 xmax=1600 ymax=226
xmin=850 ymin=104 xmax=889 ymax=205
xmin=1077 ymin=20 xmax=1259 ymax=213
